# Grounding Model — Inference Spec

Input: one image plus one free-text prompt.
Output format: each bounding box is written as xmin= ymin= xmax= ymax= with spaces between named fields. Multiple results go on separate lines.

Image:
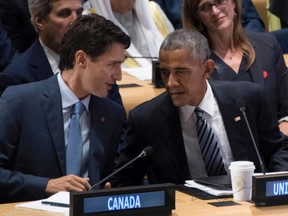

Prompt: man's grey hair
xmin=28 ymin=0 xmax=53 ymax=32
xmin=160 ymin=28 xmax=211 ymax=62
xmin=28 ymin=0 xmax=83 ymax=32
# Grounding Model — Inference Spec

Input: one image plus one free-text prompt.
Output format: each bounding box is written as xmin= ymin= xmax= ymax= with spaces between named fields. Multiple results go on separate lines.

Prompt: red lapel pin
xmin=263 ymin=71 xmax=268 ymax=79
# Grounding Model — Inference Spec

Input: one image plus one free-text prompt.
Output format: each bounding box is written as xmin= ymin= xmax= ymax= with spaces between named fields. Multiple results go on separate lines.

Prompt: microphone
xmin=89 ymin=146 xmax=153 ymax=191
xmin=124 ymin=52 xmax=158 ymax=60
xmin=236 ymin=99 xmax=266 ymax=175
xmin=126 ymin=56 xmax=158 ymax=59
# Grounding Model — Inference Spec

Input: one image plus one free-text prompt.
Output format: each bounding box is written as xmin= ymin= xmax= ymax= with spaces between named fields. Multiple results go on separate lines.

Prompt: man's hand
xmin=279 ymin=121 xmax=288 ymax=136
xmin=104 ymin=182 xmax=112 ymax=189
xmin=45 ymin=175 xmax=91 ymax=196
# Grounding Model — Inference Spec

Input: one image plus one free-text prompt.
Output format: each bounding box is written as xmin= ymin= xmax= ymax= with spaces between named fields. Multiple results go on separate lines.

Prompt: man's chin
xmin=171 ymin=99 xmax=186 ymax=108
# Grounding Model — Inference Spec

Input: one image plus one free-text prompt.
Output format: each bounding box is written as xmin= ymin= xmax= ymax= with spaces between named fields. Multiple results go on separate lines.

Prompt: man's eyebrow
xmin=174 ymin=67 xmax=189 ymax=71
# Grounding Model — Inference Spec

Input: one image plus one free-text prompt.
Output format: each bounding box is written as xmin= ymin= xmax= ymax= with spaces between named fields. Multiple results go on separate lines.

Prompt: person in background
xmin=152 ymin=0 xmax=264 ymax=31
xmin=152 ymin=0 xmax=183 ymax=29
xmin=0 ymin=13 xmax=130 ymax=203
xmin=0 ymin=21 xmax=14 ymax=72
xmin=269 ymin=0 xmax=288 ymax=29
xmin=108 ymin=29 xmax=288 ymax=187
xmin=241 ymin=0 xmax=264 ymax=32
xmin=182 ymin=0 xmax=288 ymax=136
xmin=1 ymin=0 xmax=122 ymax=105
xmin=0 ymin=0 xmax=37 ymax=54
xmin=88 ymin=0 xmax=174 ymax=68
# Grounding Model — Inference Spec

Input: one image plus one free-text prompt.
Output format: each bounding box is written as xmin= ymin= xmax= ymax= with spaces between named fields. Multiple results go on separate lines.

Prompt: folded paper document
xmin=185 ymin=180 xmax=233 ymax=197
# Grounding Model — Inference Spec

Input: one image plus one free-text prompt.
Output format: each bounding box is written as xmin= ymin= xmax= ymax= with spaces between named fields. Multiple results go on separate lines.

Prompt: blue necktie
xmin=195 ymin=107 xmax=226 ymax=176
xmin=66 ymin=101 xmax=85 ymax=176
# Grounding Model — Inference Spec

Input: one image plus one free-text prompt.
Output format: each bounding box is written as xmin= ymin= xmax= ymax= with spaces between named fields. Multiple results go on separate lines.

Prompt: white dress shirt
xmin=180 ymin=81 xmax=234 ymax=178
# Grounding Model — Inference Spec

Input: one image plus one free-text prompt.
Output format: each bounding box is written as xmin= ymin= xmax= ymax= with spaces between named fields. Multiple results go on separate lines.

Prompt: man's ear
xmin=204 ymin=59 xmax=215 ymax=79
xmin=34 ymin=15 xmax=45 ymax=32
xmin=75 ymin=50 xmax=87 ymax=68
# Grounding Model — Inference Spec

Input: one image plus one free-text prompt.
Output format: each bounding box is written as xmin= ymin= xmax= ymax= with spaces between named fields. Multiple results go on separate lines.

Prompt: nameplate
xmin=70 ymin=183 xmax=175 ymax=216
xmin=252 ymin=172 xmax=288 ymax=206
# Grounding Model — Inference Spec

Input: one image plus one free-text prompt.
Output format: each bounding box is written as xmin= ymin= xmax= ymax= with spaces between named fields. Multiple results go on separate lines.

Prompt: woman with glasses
xmin=183 ymin=0 xmax=288 ymax=136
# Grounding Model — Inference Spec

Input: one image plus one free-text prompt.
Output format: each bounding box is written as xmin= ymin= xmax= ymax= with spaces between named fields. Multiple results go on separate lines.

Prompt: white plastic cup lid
xmin=229 ymin=161 xmax=255 ymax=170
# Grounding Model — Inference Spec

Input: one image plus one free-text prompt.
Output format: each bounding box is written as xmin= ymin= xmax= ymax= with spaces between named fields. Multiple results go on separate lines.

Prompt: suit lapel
xmin=29 ymin=39 xmax=54 ymax=81
xmin=210 ymin=82 xmax=253 ymax=161
xmin=247 ymin=34 xmax=264 ymax=86
xmin=88 ymin=97 xmax=107 ymax=185
xmin=41 ymin=76 xmax=66 ymax=175
xmin=160 ymin=95 xmax=191 ymax=181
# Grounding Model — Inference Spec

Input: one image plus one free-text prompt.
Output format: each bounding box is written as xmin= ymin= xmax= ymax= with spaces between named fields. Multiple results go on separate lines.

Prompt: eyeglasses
xmin=198 ymin=0 xmax=228 ymax=13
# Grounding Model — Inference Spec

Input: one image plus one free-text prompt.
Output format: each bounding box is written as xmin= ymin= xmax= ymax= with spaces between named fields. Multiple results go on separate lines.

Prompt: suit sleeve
xmin=0 ymin=87 xmax=48 ymax=203
xmin=110 ymin=109 xmax=149 ymax=187
xmin=253 ymin=85 xmax=288 ymax=171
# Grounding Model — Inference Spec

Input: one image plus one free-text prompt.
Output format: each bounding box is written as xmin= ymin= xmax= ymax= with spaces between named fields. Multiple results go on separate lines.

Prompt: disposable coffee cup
xmin=229 ymin=161 xmax=255 ymax=201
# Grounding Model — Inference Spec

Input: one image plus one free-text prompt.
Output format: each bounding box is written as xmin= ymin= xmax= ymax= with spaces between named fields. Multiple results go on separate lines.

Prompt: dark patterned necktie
xmin=66 ymin=101 xmax=84 ymax=175
xmin=195 ymin=107 xmax=226 ymax=176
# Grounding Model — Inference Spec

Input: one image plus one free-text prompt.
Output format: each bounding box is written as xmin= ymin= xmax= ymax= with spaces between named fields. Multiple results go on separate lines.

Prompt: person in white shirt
xmin=88 ymin=0 xmax=174 ymax=68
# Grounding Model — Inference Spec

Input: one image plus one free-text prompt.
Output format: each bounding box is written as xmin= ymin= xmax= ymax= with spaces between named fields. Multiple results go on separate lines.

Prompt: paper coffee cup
xmin=229 ymin=161 xmax=255 ymax=201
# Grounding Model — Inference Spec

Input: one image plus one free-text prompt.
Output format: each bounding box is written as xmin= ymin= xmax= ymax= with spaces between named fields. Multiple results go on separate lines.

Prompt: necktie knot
xmin=194 ymin=107 xmax=204 ymax=118
xmin=73 ymin=101 xmax=84 ymax=115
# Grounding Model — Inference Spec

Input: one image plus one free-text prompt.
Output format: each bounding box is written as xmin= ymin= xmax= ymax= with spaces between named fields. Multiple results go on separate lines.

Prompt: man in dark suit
xmin=110 ymin=29 xmax=288 ymax=187
xmin=1 ymin=0 xmax=122 ymax=105
xmin=0 ymin=14 xmax=131 ymax=203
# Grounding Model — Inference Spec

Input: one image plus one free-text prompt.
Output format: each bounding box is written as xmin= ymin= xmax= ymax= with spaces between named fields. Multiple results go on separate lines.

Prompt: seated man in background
xmin=110 ymin=29 xmax=288 ymax=187
xmin=1 ymin=0 xmax=122 ymax=105
xmin=0 ymin=14 xmax=130 ymax=203
xmin=88 ymin=0 xmax=174 ymax=68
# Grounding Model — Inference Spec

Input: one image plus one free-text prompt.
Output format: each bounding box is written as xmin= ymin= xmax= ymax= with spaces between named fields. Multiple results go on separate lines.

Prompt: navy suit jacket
xmin=2 ymin=38 xmax=123 ymax=105
xmin=110 ymin=81 xmax=288 ymax=186
xmin=211 ymin=31 xmax=288 ymax=120
xmin=0 ymin=75 xmax=125 ymax=203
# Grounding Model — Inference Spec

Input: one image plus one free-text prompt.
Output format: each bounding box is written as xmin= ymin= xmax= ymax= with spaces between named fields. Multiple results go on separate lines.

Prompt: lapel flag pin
xmin=263 ymin=70 xmax=268 ymax=79
xmin=234 ymin=116 xmax=241 ymax=122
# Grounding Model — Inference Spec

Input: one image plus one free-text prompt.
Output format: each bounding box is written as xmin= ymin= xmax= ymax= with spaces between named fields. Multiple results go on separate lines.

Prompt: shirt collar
xmin=39 ymin=38 xmax=60 ymax=74
xmin=180 ymin=81 xmax=215 ymax=122
xmin=57 ymin=73 xmax=90 ymax=112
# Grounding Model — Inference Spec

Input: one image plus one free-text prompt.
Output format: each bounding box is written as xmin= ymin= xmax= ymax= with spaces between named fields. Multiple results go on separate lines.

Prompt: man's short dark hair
xmin=59 ymin=14 xmax=131 ymax=70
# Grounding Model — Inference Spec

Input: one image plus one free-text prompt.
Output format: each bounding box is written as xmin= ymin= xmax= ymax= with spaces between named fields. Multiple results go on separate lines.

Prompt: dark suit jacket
xmin=0 ymin=0 xmax=37 ymax=53
xmin=211 ymin=31 xmax=288 ymax=120
xmin=153 ymin=0 xmax=182 ymax=29
xmin=269 ymin=0 xmax=288 ymax=27
xmin=241 ymin=0 xmax=265 ymax=32
xmin=110 ymin=81 xmax=288 ymax=186
xmin=0 ymin=22 xmax=14 ymax=72
xmin=2 ymin=38 xmax=123 ymax=105
xmin=0 ymin=75 xmax=125 ymax=203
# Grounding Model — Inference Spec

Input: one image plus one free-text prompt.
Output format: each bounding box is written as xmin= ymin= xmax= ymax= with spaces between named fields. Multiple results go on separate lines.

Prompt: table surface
xmin=1 ymin=190 xmax=288 ymax=216
xmin=118 ymin=72 xmax=165 ymax=115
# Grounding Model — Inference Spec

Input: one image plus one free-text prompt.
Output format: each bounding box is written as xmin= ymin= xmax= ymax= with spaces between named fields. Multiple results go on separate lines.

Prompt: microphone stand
xmin=89 ymin=149 xmax=151 ymax=191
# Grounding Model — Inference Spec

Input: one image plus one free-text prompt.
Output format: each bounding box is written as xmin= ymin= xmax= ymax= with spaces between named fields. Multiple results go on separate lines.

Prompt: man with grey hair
xmin=109 ymin=28 xmax=288 ymax=187
xmin=1 ymin=0 xmax=122 ymax=104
